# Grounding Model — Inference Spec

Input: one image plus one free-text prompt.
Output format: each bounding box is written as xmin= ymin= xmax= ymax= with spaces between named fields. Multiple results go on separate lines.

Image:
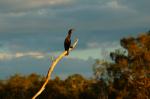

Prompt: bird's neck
xmin=67 ymin=34 xmax=71 ymax=38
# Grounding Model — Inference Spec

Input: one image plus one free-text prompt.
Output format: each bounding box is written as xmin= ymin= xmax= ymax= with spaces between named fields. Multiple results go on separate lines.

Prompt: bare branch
xmin=32 ymin=39 xmax=78 ymax=99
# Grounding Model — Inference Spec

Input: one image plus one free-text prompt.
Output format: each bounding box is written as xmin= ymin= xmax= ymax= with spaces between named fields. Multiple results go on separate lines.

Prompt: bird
xmin=64 ymin=29 xmax=74 ymax=56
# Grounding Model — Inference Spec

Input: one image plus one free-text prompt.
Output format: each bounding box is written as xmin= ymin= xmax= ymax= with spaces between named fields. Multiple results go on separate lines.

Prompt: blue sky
xmin=0 ymin=0 xmax=150 ymax=79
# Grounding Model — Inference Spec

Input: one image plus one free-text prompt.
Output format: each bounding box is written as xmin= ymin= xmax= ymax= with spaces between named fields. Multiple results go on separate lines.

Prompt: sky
xmin=0 ymin=0 xmax=150 ymax=79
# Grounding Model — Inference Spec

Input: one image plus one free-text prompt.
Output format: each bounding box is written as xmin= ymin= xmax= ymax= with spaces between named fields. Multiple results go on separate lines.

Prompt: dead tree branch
xmin=32 ymin=39 xmax=78 ymax=99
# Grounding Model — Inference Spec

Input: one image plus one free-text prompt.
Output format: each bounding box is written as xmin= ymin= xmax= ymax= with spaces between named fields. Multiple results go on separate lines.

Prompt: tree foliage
xmin=93 ymin=32 xmax=150 ymax=99
xmin=0 ymin=73 xmax=106 ymax=99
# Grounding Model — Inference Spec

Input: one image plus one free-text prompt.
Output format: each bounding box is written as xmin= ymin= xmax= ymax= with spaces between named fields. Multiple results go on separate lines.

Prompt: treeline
xmin=0 ymin=74 xmax=105 ymax=99
xmin=0 ymin=31 xmax=150 ymax=99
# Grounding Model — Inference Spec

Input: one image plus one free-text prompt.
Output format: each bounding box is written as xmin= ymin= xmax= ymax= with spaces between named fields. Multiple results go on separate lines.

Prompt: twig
xmin=32 ymin=39 xmax=78 ymax=99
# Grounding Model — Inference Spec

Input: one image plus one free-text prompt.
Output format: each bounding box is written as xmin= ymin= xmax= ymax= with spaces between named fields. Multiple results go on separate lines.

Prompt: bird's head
xmin=68 ymin=29 xmax=74 ymax=35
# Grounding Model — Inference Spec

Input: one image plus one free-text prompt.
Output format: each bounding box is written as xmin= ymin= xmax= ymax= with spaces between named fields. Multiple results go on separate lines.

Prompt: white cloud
xmin=86 ymin=42 xmax=99 ymax=48
xmin=25 ymin=52 xmax=45 ymax=59
xmin=104 ymin=0 xmax=126 ymax=9
xmin=0 ymin=0 xmax=83 ymax=19
xmin=12 ymin=41 xmax=121 ymax=61
xmin=63 ymin=41 xmax=122 ymax=61
xmin=100 ymin=0 xmax=136 ymax=14
xmin=15 ymin=52 xmax=24 ymax=58
xmin=30 ymin=0 xmax=71 ymax=5
xmin=0 ymin=53 xmax=13 ymax=60
xmin=0 ymin=51 xmax=46 ymax=60
xmin=22 ymin=0 xmax=72 ymax=9
xmin=0 ymin=0 xmax=72 ymax=14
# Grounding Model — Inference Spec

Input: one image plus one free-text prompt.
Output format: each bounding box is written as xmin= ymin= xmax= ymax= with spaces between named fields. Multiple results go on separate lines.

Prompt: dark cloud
xmin=0 ymin=0 xmax=150 ymax=34
xmin=120 ymin=0 xmax=150 ymax=14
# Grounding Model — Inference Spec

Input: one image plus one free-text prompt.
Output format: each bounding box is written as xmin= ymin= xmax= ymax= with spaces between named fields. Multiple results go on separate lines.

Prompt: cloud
xmin=0 ymin=52 xmax=94 ymax=79
xmin=0 ymin=0 xmax=72 ymax=13
xmin=86 ymin=42 xmax=100 ymax=48
xmin=101 ymin=0 xmax=127 ymax=10
xmin=15 ymin=52 xmax=45 ymax=59
xmin=0 ymin=51 xmax=46 ymax=60
xmin=0 ymin=40 xmax=121 ymax=61
xmin=0 ymin=0 xmax=150 ymax=34
xmin=64 ymin=41 xmax=122 ymax=60
xmin=0 ymin=53 xmax=13 ymax=60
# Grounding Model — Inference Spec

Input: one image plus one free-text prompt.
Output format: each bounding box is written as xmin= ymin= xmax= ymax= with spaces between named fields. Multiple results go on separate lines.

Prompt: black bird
xmin=64 ymin=29 xmax=73 ymax=55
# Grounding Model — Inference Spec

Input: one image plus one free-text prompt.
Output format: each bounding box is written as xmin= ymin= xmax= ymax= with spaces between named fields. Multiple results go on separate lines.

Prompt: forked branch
xmin=32 ymin=39 xmax=78 ymax=99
